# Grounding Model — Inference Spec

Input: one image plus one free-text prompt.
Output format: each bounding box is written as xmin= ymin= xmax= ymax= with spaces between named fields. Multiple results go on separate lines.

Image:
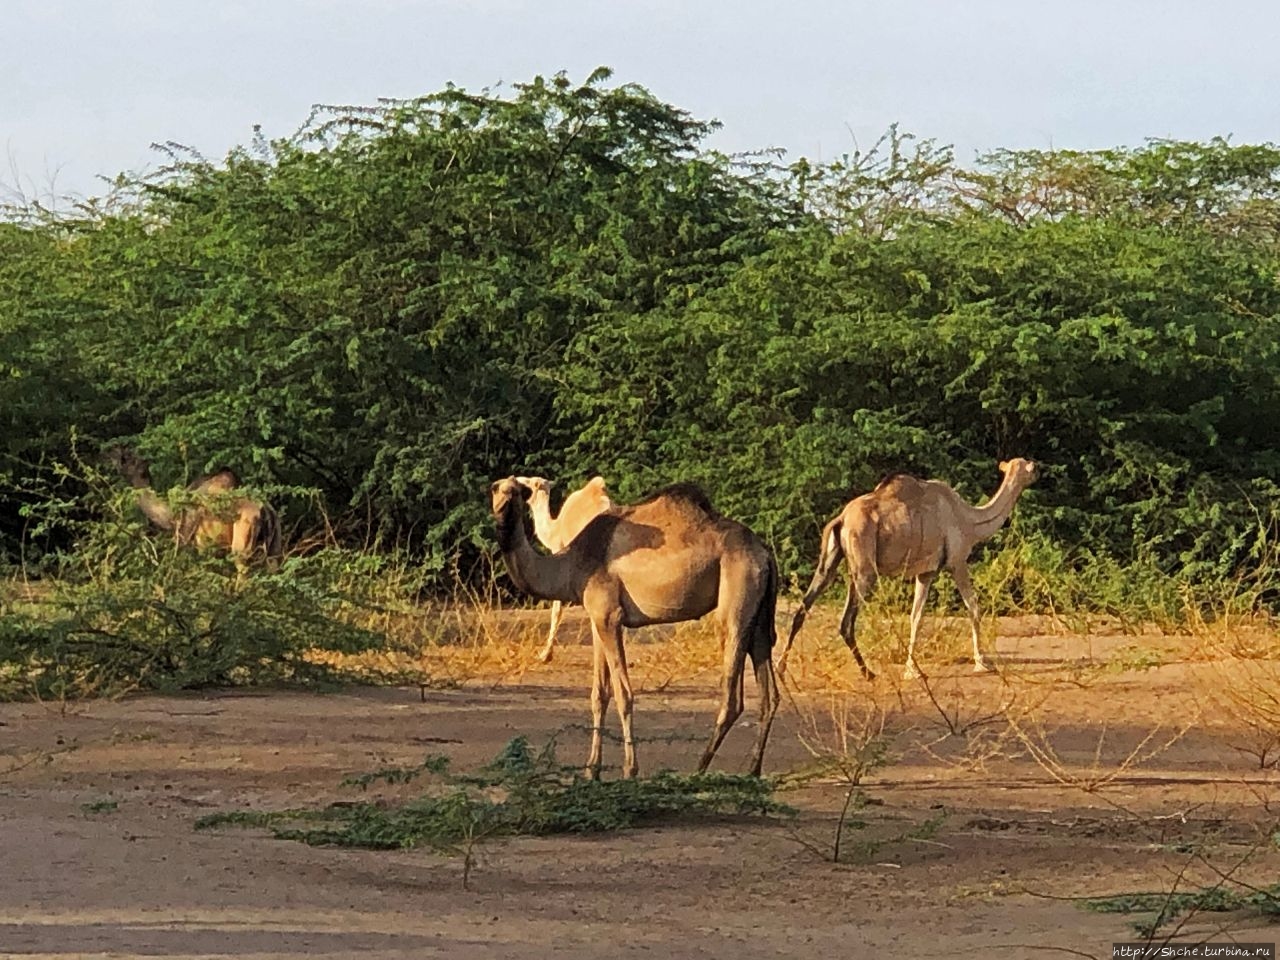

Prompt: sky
xmin=6 ymin=0 xmax=1279 ymax=203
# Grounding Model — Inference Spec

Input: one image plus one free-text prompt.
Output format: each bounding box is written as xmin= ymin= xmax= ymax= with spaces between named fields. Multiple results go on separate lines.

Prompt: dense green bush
xmin=0 ymin=470 xmax=389 ymax=699
xmin=3 ymin=70 xmax=1280 ymax=601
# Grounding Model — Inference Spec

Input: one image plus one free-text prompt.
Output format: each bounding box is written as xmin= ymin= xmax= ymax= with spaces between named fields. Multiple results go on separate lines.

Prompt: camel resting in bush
xmin=105 ymin=446 xmax=282 ymax=565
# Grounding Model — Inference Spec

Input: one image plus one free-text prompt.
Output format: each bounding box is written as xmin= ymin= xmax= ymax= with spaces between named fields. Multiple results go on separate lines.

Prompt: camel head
xmin=102 ymin=444 xmax=152 ymax=487
xmin=490 ymin=477 xmax=533 ymax=517
xmin=512 ymin=476 xmax=553 ymax=501
xmin=998 ymin=458 xmax=1040 ymax=490
xmin=490 ymin=477 xmax=537 ymax=567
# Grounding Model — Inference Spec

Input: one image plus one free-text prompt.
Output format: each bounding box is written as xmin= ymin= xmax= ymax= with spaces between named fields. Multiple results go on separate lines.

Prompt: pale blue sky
xmin=6 ymin=0 xmax=1279 ymax=203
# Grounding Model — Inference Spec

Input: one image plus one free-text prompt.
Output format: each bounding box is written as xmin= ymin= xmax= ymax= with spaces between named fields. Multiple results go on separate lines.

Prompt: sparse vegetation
xmin=197 ymin=736 xmax=789 ymax=887
xmin=80 ymin=798 xmax=118 ymax=814
xmin=1086 ymin=881 xmax=1280 ymax=939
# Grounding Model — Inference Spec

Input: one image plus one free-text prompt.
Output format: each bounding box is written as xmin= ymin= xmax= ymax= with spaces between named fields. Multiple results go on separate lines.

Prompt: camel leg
xmin=595 ymin=612 xmax=637 ymax=779
xmin=951 ymin=564 xmax=993 ymax=673
xmin=839 ymin=568 xmax=878 ymax=680
xmin=584 ymin=627 xmax=612 ymax=780
xmin=699 ymin=625 xmax=749 ymax=773
xmin=777 ymin=522 xmax=844 ymax=676
xmin=903 ymin=571 xmax=936 ymax=680
xmin=746 ymin=636 xmax=780 ymax=777
xmin=537 ymin=600 xmax=564 ymax=664
xmin=229 ymin=516 xmax=253 ymax=578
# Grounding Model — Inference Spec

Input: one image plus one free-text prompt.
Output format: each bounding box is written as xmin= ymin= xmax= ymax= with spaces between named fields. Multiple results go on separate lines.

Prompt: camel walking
xmin=779 ymin=458 xmax=1039 ymax=680
xmin=512 ymin=475 xmax=615 ymax=663
xmin=490 ymin=477 xmax=780 ymax=779
xmin=105 ymin=446 xmax=283 ymax=566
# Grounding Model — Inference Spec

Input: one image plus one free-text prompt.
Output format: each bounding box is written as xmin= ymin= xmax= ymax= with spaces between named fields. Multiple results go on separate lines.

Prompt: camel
xmin=490 ymin=477 xmax=780 ymax=779
xmin=512 ymin=475 xmax=616 ymax=663
xmin=778 ymin=458 xmax=1039 ymax=681
xmin=105 ymin=446 xmax=283 ymax=565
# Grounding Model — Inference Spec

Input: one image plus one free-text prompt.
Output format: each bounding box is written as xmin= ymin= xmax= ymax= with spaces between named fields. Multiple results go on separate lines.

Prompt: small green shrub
xmin=0 ymin=458 xmax=399 ymax=699
xmin=1086 ymin=883 xmax=1280 ymax=938
xmin=197 ymin=736 xmax=789 ymax=853
xmin=0 ymin=549 xmax=386 ymax=699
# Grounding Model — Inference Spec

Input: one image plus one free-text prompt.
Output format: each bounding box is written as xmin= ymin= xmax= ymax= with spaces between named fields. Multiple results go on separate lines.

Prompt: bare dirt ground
xmin=4 ymin=609 xmax=1280 ymax=959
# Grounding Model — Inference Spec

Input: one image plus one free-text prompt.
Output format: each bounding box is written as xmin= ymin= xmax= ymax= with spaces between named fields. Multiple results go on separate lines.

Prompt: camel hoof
xmin=537 ymin=645 xmax=554 ymax=664
xmin=775 ymin=657 xmax=789 ymax=679
xmin=902 ymin=662 xmax=925 ymax=681
xmin=583 ymin=766 xmax=600 ymax=781
xmin=622 ymin=766 xmax=639 ymax=780
xmin=973 ymin=658 xmax=995 ymax=674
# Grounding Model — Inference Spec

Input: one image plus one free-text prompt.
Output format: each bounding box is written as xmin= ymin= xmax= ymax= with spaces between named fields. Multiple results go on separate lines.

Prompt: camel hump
xmin=633 ymin=482 xmax=720 ymax=519
xmin=873 ymin=471 xmax=916 ymax=492
xmin=585 ymin=475 xmax=608 ymax=493
xmin=192 ymin=467 xmax=240 ymax=492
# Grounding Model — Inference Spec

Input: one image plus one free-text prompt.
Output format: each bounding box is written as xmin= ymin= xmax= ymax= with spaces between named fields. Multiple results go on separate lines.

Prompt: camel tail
xmin=752 ymin=549 xmax=780 ymax=654
xmin=777 ymin=516 xmax=845 ymax=674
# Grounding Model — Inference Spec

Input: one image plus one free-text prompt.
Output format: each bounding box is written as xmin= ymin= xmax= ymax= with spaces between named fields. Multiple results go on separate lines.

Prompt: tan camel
xmin=512 ymin=475 xmax=616 ymax=663
xmin=490 ymin=477 xmax=780 ymax=779
xmin=105 ymin=446 xmax=283 ymax=565
xmin=779 ymin=458 xmax=1039 ymax=680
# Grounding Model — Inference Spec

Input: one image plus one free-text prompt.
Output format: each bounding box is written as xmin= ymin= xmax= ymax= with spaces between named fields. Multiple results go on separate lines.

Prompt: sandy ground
xmin=4 ymin=610 xmax=1280 ymax=959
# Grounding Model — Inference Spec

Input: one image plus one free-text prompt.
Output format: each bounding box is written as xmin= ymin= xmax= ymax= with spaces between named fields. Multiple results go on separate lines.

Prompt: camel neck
xmin=134 ymin=485 xmax=176 ymax=531
xmin=526 ymin=490 xmax=558 ymax=547
xmin=495 ymin=501 xmax=578 ymax=603
xmin=964 ymin=475 xmax=1027 ymax=541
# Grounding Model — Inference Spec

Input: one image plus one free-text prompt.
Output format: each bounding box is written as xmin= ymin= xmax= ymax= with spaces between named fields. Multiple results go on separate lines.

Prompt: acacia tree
xmin=4 ymin=75 xmax=1280 ymax=593
xmin=1 ymin=70 xmax=793 ymax=574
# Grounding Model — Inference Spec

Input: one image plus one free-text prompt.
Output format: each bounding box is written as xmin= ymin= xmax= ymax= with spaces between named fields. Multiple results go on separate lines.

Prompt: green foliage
xmin=0 ymin=555 xmax=384 ymax=699
xmin=3 ymin=69 xmax=1280 ymax=609
xmin=197 ymin=735 xmax=789 ymax=854
xmin=80 ymin=798 xmax=119 ymax=814
xmin=1086 ymin=883 xmax=1280 ymax=938
xmin=0 ymin=466 xmax=387 ymax=699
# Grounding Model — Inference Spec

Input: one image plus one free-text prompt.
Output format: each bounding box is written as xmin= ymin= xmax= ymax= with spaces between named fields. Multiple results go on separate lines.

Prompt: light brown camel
xmin=779 ymin=458 xmax=1039 ymax=680
xmin=490 ymin=477 xmax=780 ymax=779
xmin=512 ymin=475 xmax=616 ymax=663
xmin=105 ymin=446 xmax=283 ymax=565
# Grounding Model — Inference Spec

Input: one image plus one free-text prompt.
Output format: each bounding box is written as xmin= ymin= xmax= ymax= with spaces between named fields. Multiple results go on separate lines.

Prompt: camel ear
xmin=998 ymin=460 xmax=1010 ymax=474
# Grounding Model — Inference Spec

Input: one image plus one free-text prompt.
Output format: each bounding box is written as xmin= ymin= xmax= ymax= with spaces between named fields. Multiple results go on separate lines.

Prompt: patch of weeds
xmin=197 ymin=736 xmax=790 ymax=887
xmin=1104 ymin=644 xmax=1167 ymax=674
xmin=81 ymin=798 xmax=118 ymax=814
xmin=1085 ymin=884 xmax=1280 ymax=938
xmin=839 ymin=806 xmax=948 ymax=863
xmin=193 ymin=808 xmax=321 ymax=830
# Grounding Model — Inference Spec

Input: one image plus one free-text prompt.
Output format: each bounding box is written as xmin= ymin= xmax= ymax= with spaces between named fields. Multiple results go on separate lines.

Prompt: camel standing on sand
xmin=490 ymin=477 xmax=780 ymax=779
xmin=105 ymin=446 xmax=283 ymax=565
xmin=779 ymin=458 xmax=1039 ymax=680
xmin=513 ymin=475 xmax=616 ymax=663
